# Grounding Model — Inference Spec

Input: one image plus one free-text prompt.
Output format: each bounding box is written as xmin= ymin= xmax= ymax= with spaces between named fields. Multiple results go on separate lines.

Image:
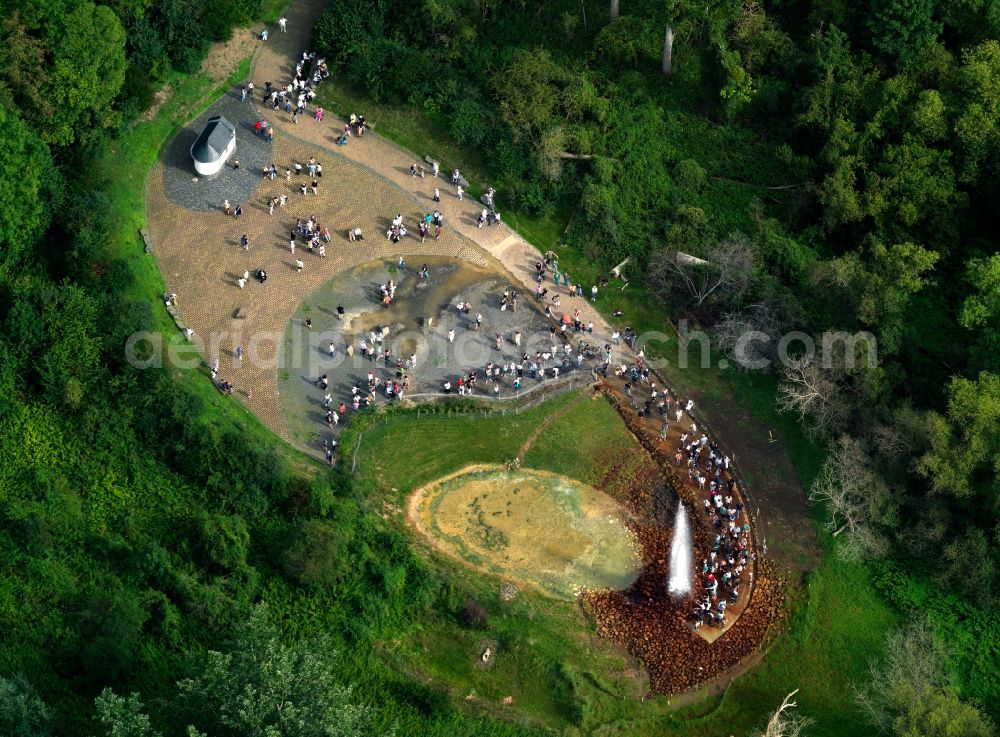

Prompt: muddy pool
xmin=409 ymin=465 xmax=642 ymax=599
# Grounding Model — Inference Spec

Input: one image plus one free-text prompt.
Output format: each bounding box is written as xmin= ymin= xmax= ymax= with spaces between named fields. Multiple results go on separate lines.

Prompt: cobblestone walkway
xmin=147 ymin=104 xmax=492 ymax=443
xmin=161 ymin=88 xmax=271 ymax=211
xmin=146 ymin=0 xmax=616 ymax=445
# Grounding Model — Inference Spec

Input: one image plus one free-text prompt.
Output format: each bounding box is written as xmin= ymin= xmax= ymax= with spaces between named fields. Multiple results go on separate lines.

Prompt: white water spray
xmin=668 ymin=502 xmax=693 ymax=596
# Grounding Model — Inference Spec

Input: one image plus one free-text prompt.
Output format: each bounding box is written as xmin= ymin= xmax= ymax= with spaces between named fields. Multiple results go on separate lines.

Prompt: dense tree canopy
xmin=0 ymin=103 xmax=51 ymax=272
xmin=0 ymin=0 xmax=997 ymax=732
xmin=309 ymin=0 xmax=1000 ymax=618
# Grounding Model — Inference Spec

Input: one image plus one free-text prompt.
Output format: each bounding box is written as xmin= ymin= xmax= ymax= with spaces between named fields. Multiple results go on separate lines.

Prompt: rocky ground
xmin=581 ymin=385 xmax=786 ymax=696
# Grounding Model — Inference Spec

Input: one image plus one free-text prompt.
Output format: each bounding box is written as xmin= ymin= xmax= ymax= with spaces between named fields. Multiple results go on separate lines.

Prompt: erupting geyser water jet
xmin=668 ymin=501 xmax=693 ymax=596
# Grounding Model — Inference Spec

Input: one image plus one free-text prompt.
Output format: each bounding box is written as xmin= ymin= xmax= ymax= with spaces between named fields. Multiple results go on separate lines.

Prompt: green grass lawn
xmin=352 ymin=389 xmax=894 ymax=736
xmin=109 ymin=48 xmax=895 ymax=737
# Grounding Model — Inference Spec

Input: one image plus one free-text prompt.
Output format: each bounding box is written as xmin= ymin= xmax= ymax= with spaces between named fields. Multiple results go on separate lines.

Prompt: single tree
xmin=776 ymin=356 xmax=850 ymax=440
xmin=809 ymin=436 xmax=894 ymax=560
xmin=856 ymin=621 xmax=995 ymax=737
xmin=94 ymin=691 xmax=161 ymax=737
xmin=867 ymin=0 xmax=941 ymax=65
xmin=647 ymin=234 xmax=758 ymax=312
xmin=756 ymin=689 xmax=811 ymax=737
xmin=917 ymin=371 xmax=1000 ymax=499
xmin=175 ymin=604 xmax=371 ymax=737
xmin=43 ymin=2 xmax=127 ymax=145
xmin=0 ymin=675 xmax=51 ymax=737
xmin=960 ymin=254 xmax=1000 ymax=330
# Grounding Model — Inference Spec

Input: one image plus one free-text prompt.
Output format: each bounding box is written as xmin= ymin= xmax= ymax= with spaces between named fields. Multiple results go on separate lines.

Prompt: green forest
xmin=0 ymin=0 xmax=998 ymax=734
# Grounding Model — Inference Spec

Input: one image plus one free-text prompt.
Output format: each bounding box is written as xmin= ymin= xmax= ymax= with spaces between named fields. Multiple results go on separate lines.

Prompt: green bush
xmin=280 ymin=518 xmax=354 ymax=590
xmin=389 ymin=678 xmax=454 ymax=718
xmin=314 ymin=0 xmax=387 ymax=69
xmin=449 ymin=99 xmax=492 ymax=148
xmin=195 ymin=513 xmax=250 ymax=572
xmin=675 ymin=158 xmax=708 ymax=193
xmin=79 ymin=589 xmax=148 ymax=686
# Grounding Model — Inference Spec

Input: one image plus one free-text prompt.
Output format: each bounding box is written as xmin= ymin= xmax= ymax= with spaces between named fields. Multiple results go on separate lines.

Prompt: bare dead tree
xmin=756 ymin=689 xmax=811 ymax=737
xmin=776 ymin=357 xmax=848 ymax=440
xmin=809 ymin=436 xmax=890 ymax=560
xmin=663 ymin=23 xmax=674 ymax=75
xmin=855 ymin=621 xmax=955 ymax=732
xmin=714 ymin=302 xmax=794 ymax=372
xmin=648 ymin=234 xmax=758 ymax=312
xmin=610 ymin=0 xmax=619 ymax=20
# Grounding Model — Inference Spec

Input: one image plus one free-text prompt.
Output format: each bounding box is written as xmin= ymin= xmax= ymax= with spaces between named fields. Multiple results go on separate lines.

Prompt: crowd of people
xmin=608 ymin=344 xmax=756 ymax=628
xmin=213 ymin=36 xmax=758 ymax=578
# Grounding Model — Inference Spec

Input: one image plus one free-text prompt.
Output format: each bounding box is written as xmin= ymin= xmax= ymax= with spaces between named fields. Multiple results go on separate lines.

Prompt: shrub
xmin=449 ymin=99 xmax=491 ymax=149
xmin=280 ymin=519 xmax=354 ymax=590
xmin=79 ymin=589 xmax=148 ymax=685
xmin=675 ymin=158 xmax=708 ymax=193
xmin=390 ymin=679 xmax=453 ymax=718
xmin=458 ymin=599 xmax=487 ymax=628
xmin=195 ymin=512 xmax=250 ymax=572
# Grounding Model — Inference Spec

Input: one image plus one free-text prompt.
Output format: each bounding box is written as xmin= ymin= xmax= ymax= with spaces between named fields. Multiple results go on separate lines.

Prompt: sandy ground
xmin=409 ymin=465 xmax=641 ymax=599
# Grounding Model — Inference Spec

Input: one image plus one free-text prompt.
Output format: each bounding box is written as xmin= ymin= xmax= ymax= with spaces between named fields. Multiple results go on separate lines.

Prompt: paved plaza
xmin=145 ymin=0 xmax=617 ymax=451
xmin=143 ymin=0 xmax=768 ymax=644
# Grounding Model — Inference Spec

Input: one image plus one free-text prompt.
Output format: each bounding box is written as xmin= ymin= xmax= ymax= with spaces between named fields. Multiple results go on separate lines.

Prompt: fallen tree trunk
xmin=663 ymin=24 xmax=674 ymax=76
xmin=709 ymin=175 xmax=811 ymax=190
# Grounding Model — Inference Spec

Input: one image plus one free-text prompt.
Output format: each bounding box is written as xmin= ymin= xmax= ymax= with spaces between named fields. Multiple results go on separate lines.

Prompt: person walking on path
xmin=278 ymin=16 xmax=287 ymax=31
xmin=295 ymin=259 xmax=304 ymax=272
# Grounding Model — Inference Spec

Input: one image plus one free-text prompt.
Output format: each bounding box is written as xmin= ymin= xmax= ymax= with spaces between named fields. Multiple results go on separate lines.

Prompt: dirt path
xmin=515 ymin=389 xmax=592 ymax=459
xmin=249 ymin=0 xmax=618 ymax=350
xmin=141 ymin=26 xmax=260 ymax=122
xmin=144 ymin=0 xmax=817 ymax=575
